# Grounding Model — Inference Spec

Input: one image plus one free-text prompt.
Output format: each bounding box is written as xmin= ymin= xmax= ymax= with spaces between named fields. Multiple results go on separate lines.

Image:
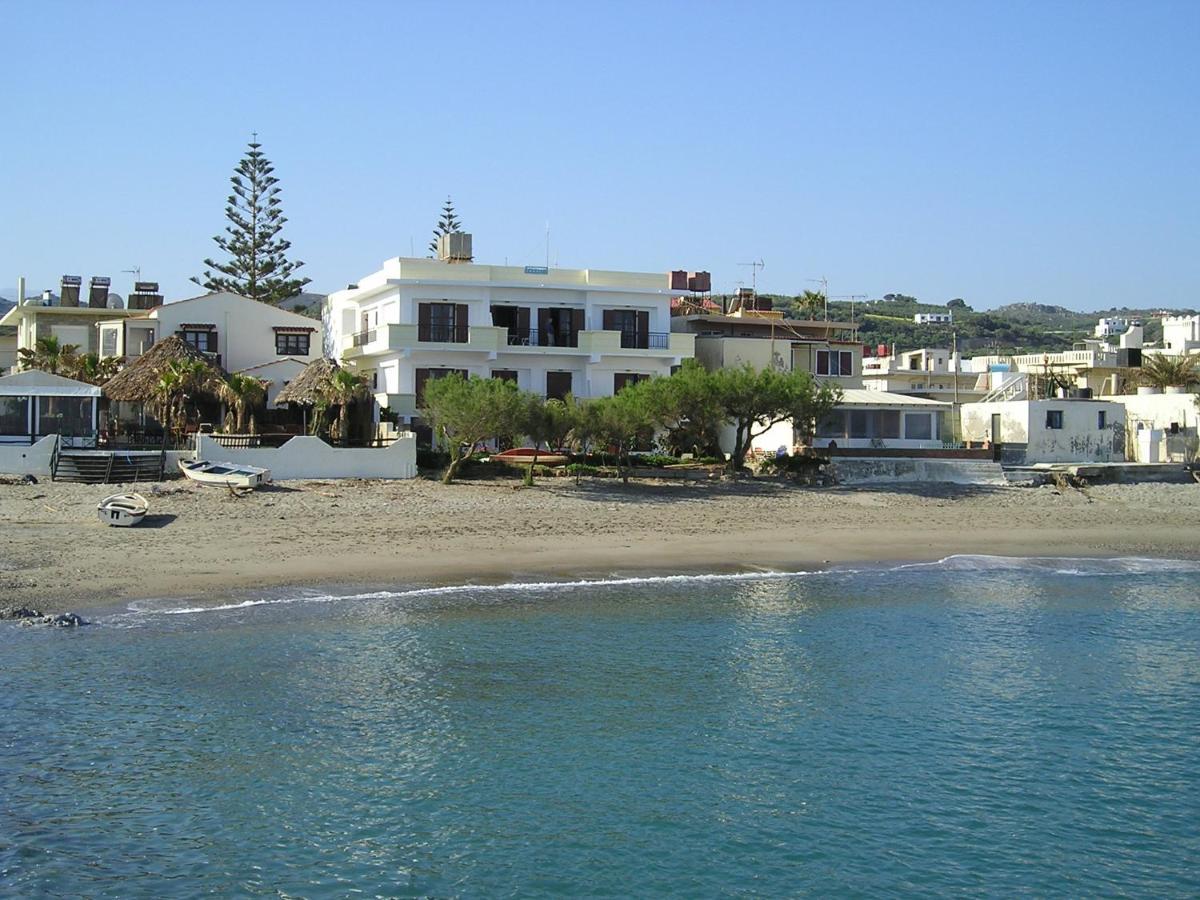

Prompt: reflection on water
xmin=1 ymin=558 xmax=1198 ymax=897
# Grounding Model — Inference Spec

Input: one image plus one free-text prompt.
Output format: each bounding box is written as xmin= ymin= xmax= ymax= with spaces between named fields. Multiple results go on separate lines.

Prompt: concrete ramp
xmin=831 ymin=457 xmax=1009 ymax=486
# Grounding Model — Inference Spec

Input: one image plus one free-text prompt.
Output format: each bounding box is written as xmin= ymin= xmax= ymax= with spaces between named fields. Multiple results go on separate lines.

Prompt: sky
xmin=1 ymin=0 xmax=1197 ymax=310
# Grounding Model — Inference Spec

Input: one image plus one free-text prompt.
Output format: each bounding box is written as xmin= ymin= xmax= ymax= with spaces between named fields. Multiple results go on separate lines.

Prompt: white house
xmin=1161 ymin=315 xmax=1200 ymax=355
xmin=1104 ymin=389 xmax=1199 ymax=463
xmin=97 ymin=291 xmax=324 ymax=405
xmin=914 ymin=312 xmax=952 ymax=325
xmin=324 ymin=240 xmax=695 ymax=422
xmin=960 ymin=398 xmax=1125 ymax=464
xmin=861 ymin=347 xmax=987 ymax=401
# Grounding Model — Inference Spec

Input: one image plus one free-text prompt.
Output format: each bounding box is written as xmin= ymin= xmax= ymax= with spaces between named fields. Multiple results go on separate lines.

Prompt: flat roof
xmin=837 ymin=389 xmax=951 ymax=408
xmin=677 ymin=313 xmax=858 ymax=330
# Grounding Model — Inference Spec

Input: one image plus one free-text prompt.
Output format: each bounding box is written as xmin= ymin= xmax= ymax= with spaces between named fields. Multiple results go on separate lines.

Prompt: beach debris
xmin=0 ymin=606 xmax=42 ymax=620
xmin=0 ymin=474 xmax=38 ymax=485
xmin=20 ymin=612 xmax=89 ymax=628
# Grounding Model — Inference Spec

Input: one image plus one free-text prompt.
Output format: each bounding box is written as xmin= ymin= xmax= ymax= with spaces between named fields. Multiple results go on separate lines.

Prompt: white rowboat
xmin=97 ymin=493 xmax=149 ymax=527
xmin=179 ymin=459 xmax=272 ymax=489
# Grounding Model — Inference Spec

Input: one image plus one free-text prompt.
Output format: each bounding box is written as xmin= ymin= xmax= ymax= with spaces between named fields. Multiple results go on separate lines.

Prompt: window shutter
xmin=517 ymin=307 xmax=531 ymax=333
xmin=209 ymin=330 xmax=218 ymax=353
xmin=602 ymin=310 xmax=617 ymax=330
xmin=636 ymin=311 xmax=649 ymax=348
xmin=418 ymin=303 xmax=432 ymax=329
xmin=538 ymin=308 xmax=552 ymax=343
xmin=455 ymin=304 xmax=469 ymax=343
xmin=571 ymin=309 xmax=584 ymax=334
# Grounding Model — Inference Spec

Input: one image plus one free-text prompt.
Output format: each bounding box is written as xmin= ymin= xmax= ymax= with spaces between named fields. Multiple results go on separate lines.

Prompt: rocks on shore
xmin=2 ymin=607 xmax=88 ymax=627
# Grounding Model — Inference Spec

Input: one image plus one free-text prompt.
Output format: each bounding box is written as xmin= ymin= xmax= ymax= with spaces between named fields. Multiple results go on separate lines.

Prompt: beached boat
xmin=97 ymin=493 xmax=149 ymax=527
xmin=178 ymin=459 xmax=272 ymax=489
xmin=492 ymin=447 xmax=571 ymax=467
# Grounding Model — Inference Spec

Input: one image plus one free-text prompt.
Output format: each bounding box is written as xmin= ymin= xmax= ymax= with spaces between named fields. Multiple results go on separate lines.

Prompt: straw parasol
xmin=274 ymin=357 xmax=342 ymax=406
xmin=102 ymin=335 xmax=226 ymax=402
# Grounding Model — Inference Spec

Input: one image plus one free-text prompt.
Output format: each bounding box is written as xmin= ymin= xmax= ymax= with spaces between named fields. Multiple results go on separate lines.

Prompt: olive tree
xmin=422 ymin=374 xmax=525 ymax=484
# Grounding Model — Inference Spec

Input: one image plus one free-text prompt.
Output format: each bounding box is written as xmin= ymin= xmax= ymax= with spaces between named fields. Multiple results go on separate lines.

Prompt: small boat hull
xmin=179 ymin=459 xmax=272 ymax=489
xmin=97 ymin=492 xmax=149 ymax=527
xmin=492 ymin=448 xmax=570 ymax=467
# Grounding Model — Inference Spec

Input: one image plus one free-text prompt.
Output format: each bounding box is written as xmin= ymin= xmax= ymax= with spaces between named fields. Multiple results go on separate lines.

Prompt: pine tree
xmin=428 ymin=196 xmax=464 ymax=256
xmin=192 ymin=138 xmax=310 ymax=304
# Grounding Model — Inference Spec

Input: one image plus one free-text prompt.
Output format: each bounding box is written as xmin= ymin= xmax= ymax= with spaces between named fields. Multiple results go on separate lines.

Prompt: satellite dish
xmin=107 ymin=293 xmax=125 ymax=309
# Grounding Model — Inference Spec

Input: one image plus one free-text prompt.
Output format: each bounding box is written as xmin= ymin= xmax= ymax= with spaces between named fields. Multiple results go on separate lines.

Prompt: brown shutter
xmin=571 ymin=309 xmax=584 ymax=333
xmin=418 ymin=303 xmax=431 ymax=328
xmin=455 ymin=304 xmax=469 ymax=343
xmin=602 ymin=309 xmax=617 ymax=331
xmin=517 ymin=307 xmax=530 ymax=334
xmin=538 ymin=308 xmax=552 ymax=344
xmin=209 ymin=330 xmax=218 ymax=353
xmin=636 ymin=311 xmax=649 ymax=348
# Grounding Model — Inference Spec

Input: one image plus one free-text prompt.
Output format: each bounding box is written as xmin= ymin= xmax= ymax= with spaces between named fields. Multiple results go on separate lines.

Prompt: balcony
xmin=343 ymin=325 xmax=694 ymax=361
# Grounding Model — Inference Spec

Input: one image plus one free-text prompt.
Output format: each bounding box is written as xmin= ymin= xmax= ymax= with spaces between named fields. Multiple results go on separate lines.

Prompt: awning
xmin=272 ymin=325 xmax=317 ymax=334
xmin=0 ymin=370 xmax=102 ymax=398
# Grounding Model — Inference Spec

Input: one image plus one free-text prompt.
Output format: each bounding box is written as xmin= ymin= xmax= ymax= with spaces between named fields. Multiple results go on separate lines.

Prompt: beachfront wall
xmin=1104 ymin=391 xmax=1199 ymax=462
xmin=0 ymin=434 xmax=57 ymax=475
xmin=960 ymin=399 xmax=1125 ymax=464
xmin=195 ymin=433 xmax=417 ymax=480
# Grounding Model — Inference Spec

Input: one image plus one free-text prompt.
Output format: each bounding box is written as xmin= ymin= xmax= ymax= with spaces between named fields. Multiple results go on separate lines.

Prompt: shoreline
xmin=3 ymin=477 xmax=1200 ymax=616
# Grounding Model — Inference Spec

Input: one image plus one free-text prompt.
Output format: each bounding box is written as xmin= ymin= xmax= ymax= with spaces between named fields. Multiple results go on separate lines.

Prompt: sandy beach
xmin=3 ymin=475 xmax=1200 ymax=615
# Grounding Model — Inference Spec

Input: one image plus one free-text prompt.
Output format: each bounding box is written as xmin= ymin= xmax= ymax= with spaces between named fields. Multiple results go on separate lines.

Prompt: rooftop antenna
xmin=122 ymin=267 xmax=141 ymax=291
xmin=738 ymin=259 xmax=765 ymax=296
xmin=545 ymin=222 xmax=551 ymax=270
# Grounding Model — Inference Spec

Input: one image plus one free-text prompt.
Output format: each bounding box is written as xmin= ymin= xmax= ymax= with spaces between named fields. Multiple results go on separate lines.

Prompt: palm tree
xmin=67 ymin=352 xmax=121 ymax=385
xmin=220 ymin=373 xmax=268 ymax=433
xmin=152 ymin=360 xmax=218 ymax=439
xmin=1138 ymin=353 xmax=1200 ymax=391
xmin=796 ymin=290 xmax=826 ymax=320
xmin=151 ymin=365 xmax=186 ymax=440
xmin=324 ymin=368 xmax=369 ymax=445
xmin=18 ymin=335 xmax=79 ymax=375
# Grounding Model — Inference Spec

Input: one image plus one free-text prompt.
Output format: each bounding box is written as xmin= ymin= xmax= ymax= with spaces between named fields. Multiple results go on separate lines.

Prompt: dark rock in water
xmin=19 ymin=612 xmax=89 ymax=628
xmin=0 ymin=606 xmax=43 ymax=620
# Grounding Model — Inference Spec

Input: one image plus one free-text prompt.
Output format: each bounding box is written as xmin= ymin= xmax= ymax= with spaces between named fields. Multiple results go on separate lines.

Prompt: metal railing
xmin=351 ymin=328 xmax=377 ymax=347
xmin=417 ymin=324 xmax=466 ymax=343
xmin=618 ymin=331 xmax=671 ymax=350
xmin=504 ymin=329 xmax=580 ymax=348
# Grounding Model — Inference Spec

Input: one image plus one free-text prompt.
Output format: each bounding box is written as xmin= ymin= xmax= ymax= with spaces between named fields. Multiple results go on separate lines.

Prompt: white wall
xmin=0 ymin=435 xmax=56 ymax=475
xmin=196 ymin=433 xmax=417 ymax=480
xmin=961 ymin=399 xmax=1124 ymax=463
xmin=1107 ymin=391 xmax=1199 ymax=462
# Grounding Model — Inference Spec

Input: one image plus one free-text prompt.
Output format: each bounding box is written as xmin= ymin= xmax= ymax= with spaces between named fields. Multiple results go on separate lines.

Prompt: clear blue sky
xmin=2 ymin=0 xmax=1197 ymax=310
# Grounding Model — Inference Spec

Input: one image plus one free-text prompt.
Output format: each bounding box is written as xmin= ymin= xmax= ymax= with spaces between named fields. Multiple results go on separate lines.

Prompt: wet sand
xmin=3 ymin=476 xmax=1199 ymax=614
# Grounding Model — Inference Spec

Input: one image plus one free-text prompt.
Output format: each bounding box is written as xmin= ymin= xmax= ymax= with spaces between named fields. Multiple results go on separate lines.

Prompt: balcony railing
xmin=618 ymin=331 xmax=670 ymax=350
xmin=351 ymin=329 xmax=377 ymax=347
xmin=503 ymin=329 xmax=580 ymax=348
xmin=417 ymin=324 xmax=467 ymax=343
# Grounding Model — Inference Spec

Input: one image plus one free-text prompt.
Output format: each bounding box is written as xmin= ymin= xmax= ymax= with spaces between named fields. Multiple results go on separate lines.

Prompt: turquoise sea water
xmin=2 ymin=556 xmax=1199 ymax=897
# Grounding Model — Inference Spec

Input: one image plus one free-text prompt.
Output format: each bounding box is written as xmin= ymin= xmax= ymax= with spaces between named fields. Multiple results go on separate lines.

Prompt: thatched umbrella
xmin=275 ymin=357 xmax=341 ymax=406
xmin=102 ymin=335 xmax=226 ymax=403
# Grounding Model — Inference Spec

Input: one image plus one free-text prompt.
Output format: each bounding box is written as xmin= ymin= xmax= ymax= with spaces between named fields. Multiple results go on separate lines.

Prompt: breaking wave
xmin=121 ymin=554 xmax=1200 ymax=619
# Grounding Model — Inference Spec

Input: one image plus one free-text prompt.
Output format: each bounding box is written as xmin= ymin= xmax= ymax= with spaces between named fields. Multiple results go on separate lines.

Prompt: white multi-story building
xmin=861 ymin=347 xmax=988 ymax=401
xmin=324 ymin=245 xmax=695 ymax=422
xmin=1095 ymin=316 xmax=1134 ymax=338
xmin=914 ymin=312 xmax=952 ymax=325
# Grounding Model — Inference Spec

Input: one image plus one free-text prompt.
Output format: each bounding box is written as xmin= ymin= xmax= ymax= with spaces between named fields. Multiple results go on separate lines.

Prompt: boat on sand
xmin=97 ymin=493 xmax=149 ymax=527
xmin=179 ymin=459 xmax=272 ymax=489
xmin=491 ymin=447 xmax=570 ymax=467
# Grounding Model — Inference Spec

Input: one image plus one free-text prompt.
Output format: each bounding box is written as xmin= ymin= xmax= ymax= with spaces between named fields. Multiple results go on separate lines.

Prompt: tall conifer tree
xmin=428 ymin=196 xmax=464 ymax=256
xmin=193 ymin=137 xmax=310 ymax=304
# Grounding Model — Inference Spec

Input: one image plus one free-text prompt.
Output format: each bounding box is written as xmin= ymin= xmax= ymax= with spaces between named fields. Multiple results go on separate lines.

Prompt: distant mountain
xmin=277 ymin=291 xmax=326 ymax=319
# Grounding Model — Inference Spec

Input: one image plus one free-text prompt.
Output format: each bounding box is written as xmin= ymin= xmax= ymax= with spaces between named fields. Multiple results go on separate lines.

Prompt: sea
xmin=2 ymin=556 xmax=1198 ymax=898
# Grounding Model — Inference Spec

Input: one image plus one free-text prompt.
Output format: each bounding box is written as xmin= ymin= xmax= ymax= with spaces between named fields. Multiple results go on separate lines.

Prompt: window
xmin=275 ymin=332 xmax=311 ymax=356
xmin=1097 ymin=411 xmax=1107 ymax=430
xmin=546 ymin=371 xmax=573 ymax=401
xmin=904 ymin=413 xmax=933 ymax=441
xmin=0 ymin=396 xmax=28 ymax=435
xmin=614 ymin=373 xmax=649 ymax=393
xmin=492 ymin=369 xmax=519 ymax=383
xmin=37 ymin=397 xmax=94 ymax=438
xmin=537 ymin=308 xmax=583 ymax=347
xmin=1046 ymin=410 xmax=1064 ymax=430
xmin=418 ymin=302 xmax=468 ymax=343
xmin=180 ymin=329 xmax=216 ymax=353
xmin=415 ymin=368 xmax=469 ymax=405
xmin=816 ymin=349 xmax=853 ymax=377
xmin=100 ymin=327 xmax=118 ymax=357
xmin=371 ymin=372 xmax=379 ymax=390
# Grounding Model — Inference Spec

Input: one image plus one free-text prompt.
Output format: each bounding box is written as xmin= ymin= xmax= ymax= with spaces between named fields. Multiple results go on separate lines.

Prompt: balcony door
xmin=418 ymin=302 xmax=469 ymax=343
xmin=537 ymin=308 xmax=583 ymax=347
xmin=491 ymin=306 xmax=531 ymax=345
xmin=603 ymin=309 xmax=649 ymax=349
